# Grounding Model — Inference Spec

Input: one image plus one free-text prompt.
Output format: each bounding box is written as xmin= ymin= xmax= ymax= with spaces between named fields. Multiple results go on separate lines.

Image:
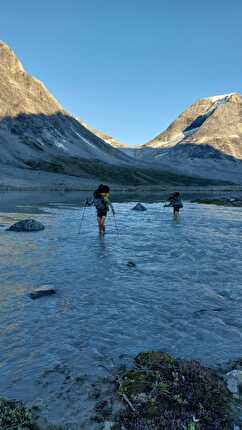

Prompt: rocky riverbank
xmin=1 ymin=352 xmax=242 ymax=430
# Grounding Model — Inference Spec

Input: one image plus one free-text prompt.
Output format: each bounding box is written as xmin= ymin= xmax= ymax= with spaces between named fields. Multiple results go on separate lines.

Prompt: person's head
xmin=94 ymin=184 xmax=110 ymax=198
xmin=174 ymin=192 xmax=180 ymax=197
xmin=101 ymin=184 xmax=110 ymax=193
xmin=96 ymin=184 xmax=110 ymax=193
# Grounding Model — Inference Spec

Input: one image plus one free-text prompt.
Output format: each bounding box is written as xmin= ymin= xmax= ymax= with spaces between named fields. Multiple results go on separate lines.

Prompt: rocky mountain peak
xmin=0 ymin=41 xmax=64 ymax=117
xmin=0 ymin=41 xmax=25 ymax=74
xmin=225 ymin=92 xmax=242 ymax=103
xmin=145 ymin=92 xmax=242 ymax=149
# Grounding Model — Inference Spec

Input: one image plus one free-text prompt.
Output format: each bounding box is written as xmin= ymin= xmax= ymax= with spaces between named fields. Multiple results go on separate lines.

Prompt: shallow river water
xmin=0 ymin=197 xmax=242 ymax=427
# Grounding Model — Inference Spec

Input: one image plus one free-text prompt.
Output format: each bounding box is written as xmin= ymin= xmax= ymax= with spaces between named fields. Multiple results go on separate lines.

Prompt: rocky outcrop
xmin=8 ymin=219 xmax=45 ymax=232
xmin=114 ymin=352 xmax=233 ymax=430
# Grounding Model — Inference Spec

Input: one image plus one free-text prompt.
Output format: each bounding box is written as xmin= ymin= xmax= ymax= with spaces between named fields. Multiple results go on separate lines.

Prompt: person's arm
xmin=163 ymin=198 xmax=173 ymax=207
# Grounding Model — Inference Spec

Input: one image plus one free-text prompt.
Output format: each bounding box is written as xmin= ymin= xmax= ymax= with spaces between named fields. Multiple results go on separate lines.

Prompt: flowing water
xmin=0 ymin=195 xmax=242 ymax=427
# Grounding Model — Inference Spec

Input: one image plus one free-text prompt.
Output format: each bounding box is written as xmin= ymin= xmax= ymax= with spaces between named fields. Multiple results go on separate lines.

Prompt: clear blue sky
xmin=1 ymin=0 xmax=242 ymax=145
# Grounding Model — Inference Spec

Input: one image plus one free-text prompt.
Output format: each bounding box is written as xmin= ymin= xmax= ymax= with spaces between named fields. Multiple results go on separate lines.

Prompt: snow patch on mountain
xmin=207 ymin=93 xmax=236 ymax=103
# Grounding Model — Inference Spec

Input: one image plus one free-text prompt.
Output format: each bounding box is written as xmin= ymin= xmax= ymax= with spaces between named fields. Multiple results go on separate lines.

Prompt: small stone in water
xmin=132 ymin=203 xmax=147 ymax=211
xmin=30 ymin=286 xmax=56 ymax=300
xmin=127 ymin=261 xmax=136 ymax=267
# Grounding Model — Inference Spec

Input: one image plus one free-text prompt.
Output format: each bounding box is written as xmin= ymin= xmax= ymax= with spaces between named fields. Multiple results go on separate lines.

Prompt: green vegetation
xmin=0 ymin=398 xmax=32 ymax=430
xmin=25 ymin=156 xmax=230 ymax=187
xmin=194 ymin=198 xmax=242 ymax=207
xmin=116 ymin=351 xmax=232 ymax=430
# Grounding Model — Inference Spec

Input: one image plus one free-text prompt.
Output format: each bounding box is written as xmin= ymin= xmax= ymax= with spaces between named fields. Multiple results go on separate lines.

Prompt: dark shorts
xmin=174 ymin=204 xmax=182 ymax=211
xmin=97 ymin=209 xmax=107 ymax=218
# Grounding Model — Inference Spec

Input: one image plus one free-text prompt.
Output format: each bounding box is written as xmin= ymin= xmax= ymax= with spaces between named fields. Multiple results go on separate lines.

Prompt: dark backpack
xmin=93 ymin=191 xmax=107 ymax=211
xmin=93 ymin=197 xmax=106 ymax=211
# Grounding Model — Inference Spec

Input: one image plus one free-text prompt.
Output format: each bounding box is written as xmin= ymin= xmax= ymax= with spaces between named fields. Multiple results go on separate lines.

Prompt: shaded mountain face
xmin=0 ymin=42 xmax=132 ymax=176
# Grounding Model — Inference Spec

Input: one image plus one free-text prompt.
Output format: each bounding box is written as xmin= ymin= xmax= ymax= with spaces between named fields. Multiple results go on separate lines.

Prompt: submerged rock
xmin=8 ymin=219 xmax=45 ymax=232
xmin=132 ymin=203 xmax=147 ymax=211
xmin=30 ymin=286 xmax=56 ymax=300
xmin=127 ymin=261 xmax=136 ymax=267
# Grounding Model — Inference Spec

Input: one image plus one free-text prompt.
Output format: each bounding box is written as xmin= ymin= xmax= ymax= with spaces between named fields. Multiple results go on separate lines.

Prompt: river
xmin=0 ymin=193 xmax=242 ymax=428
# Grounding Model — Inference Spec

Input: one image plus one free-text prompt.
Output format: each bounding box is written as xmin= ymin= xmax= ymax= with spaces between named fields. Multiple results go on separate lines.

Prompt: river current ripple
xmin=0 ymin=201 xmax=242 ymax=426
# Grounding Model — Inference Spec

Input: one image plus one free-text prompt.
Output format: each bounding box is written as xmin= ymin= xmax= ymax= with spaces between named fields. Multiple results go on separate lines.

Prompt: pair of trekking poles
xmin=78 ymin=200 xmax=119 ymax=236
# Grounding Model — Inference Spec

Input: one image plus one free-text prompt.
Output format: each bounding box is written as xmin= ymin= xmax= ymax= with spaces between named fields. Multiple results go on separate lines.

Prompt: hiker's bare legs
xmin=98 ymin=216 xmax=106 ymax=233
xmin=173 ymin=207 xmax=179 ymax=218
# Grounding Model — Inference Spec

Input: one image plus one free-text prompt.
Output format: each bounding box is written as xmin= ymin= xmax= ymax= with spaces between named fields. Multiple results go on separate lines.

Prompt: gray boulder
xmin=30 ymin=286 xmax=56 ymax=300
xmin=8 ymin=219 xmax=45 ymax=232
xmin=132 ymin=203 xmax=147 ymax=211
xmin=225 ymin=369 xmax=242 ymax=398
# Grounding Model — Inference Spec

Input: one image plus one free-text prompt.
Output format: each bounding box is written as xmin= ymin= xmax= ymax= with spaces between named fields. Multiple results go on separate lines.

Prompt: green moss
xmin=154 ymin=382 xmax=170 ymax=395
xmin=186 ymin=423 xmax=199 ymax=430
xmin=144 ymin=400 xmax=161 ymax=418
xmin=116 ymin=352 xmax=232 ymax=430
xmin=25 ymin=156 xmax=230 ymax=187
xmin=118 ymin=370 xmax=157 ymax=397
xmin=134 ymin=351 xmax=175 ymax=370
xmin=0 ymin=398 xmax=32 ymax=430
xmin=194 ymin=199 xmax=242 ymax=207
xmin=173 ymin=393 xmax=188 ymax=405
xmin=229 ymin=358 xmax=242 ymax=370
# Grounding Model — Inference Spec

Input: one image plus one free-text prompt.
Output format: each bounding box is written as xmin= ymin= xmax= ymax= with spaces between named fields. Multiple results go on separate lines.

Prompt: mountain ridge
xmin=0 ymin=41 xmax=238 ymax=188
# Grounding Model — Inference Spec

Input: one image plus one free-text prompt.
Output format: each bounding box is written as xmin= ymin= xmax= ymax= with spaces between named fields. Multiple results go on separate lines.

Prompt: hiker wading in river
xmin=164 ymin=192 xmax=183 ymax=218
xmin=87 ymin=184 xmax=115 ymax=234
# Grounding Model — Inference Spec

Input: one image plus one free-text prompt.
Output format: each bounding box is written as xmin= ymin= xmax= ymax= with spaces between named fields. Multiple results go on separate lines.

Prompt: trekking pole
xmin=112 ymin=211 xmax=119 ymax=237
xmin=78 ymin=202 xmax=87 ymax=234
